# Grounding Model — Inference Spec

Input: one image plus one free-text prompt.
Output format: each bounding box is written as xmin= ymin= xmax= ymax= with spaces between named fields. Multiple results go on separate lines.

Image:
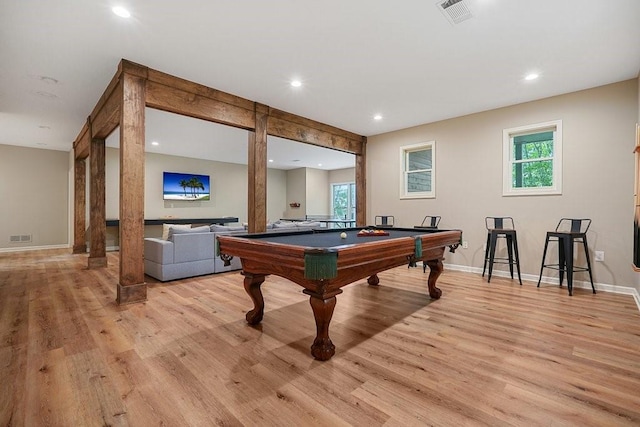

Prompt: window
xmin=400 ymin=141 xmax=435 ymax=199
xmin=503 ymin=120 xmax=562 ymax=196
xmin=331 ymin=182 xmax=355 ymax=220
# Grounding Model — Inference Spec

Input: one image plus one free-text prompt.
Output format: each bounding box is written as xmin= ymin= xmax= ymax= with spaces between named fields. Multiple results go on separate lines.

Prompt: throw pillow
xmin=167 ymin=225 xmax=210 ymax=241
xmin=210 ymin=224 xmax=245 ymax=232
xmin=162 ymin=223 xmax=191 ymax=240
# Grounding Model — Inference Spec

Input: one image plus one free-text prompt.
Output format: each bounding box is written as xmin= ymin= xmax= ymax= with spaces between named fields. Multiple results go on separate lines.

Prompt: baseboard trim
xmin=0 ymin=244 xmax=70 ymax=253
xmin=443 ymin=262 xmax=640 ymax=312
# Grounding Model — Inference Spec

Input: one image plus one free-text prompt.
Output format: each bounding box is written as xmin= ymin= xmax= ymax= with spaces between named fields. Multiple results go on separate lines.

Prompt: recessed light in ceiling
xmin=373 ymin=114 xmax=383 ymax=121
xmin=112 ymin=6 xmax=131 ymax=18
xmin=268 ymin=159 xmax=274 ymax=163
xmin=525 ymin=73 xmax=539 ymax=81
xmin=151 ymin=141 xmax=159 ymax=146
xmin=290 ymin=80 xmax=302 ymax=88
xmin=318 ymin=163 xmax=322 ymax=167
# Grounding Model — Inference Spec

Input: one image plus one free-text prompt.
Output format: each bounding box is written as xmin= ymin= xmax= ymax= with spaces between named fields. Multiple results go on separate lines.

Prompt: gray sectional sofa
xmin=143 ymin=221 xmax=320 ymax=281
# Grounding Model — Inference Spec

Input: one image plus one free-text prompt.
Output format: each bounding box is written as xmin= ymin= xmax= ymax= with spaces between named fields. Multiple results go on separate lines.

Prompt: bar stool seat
xmin=537 ymin=218 xmax=595 ymax=296
xmin=375 ymin=215 xmax=394 ymax=228
xmin=482 ymin=217 xmax=522 ymax=285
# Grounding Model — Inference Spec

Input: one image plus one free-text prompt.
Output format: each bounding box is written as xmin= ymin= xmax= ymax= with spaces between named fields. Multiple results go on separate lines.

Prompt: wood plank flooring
xmin=1 ymin=249 xmax=639 ymax=426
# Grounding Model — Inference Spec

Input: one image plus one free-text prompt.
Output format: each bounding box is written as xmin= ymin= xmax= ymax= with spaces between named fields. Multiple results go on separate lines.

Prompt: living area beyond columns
xmin=72 ymin=59 xmax=367 ymax=305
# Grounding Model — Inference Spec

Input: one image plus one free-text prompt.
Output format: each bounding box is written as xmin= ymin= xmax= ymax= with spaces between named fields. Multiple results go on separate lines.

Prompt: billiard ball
xmin=340 ymin=232 xmax=347 ymax=239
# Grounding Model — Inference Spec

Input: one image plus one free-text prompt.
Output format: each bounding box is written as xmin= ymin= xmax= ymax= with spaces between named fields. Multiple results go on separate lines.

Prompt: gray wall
xmin=0 ymin=145 xmax=69 ymax=250
xmin=367 ymin=79 xmax=639 ymax=289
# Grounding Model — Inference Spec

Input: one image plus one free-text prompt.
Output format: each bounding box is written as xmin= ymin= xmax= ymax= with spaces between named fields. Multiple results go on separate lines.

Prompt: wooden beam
xmin=145 ymin=80 xmax=255 ymax=130
xmin=88 ymin=138 xmax=107 ymax=269
xmin=146 ymin=67 xmax=254 ymax=111
xmin=117 ymin=71 xmax=147 ymax=305
xmin=91 ymin=80 xmax=122 ymax=140
xmin=267 ymin=108 xmax=364 ymax=155
xmin=356 ymin=139 xmax=367 ymax=227
xmin=73 ymin=158 xmax=87 ymax=254
xmin=73 ymin=119 xmax=90 ymax=160
xmin=247 ymin=103 xmax=268 ymax=233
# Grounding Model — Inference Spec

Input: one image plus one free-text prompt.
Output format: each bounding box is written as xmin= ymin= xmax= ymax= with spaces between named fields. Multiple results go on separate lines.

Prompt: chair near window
xmin=414 ymin=215 xmax=441 ymax=230
xmin=375 ymin=215 xmax=394 ymax=228
xmin=482 ymin=217 xmax=522 ymax=285
xmin=537 ymin=218 xmax=595 ymax=296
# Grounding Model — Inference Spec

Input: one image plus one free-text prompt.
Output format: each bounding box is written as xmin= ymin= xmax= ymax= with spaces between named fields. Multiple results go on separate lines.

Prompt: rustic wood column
xmin=247 ymin=103 xmax=268 ymax=233
xmin=355 ymin=138 xmax=367 ymax=227
xmin=73 ymin=157 xmax=87 ymax=254
xmin=88 ymin=138 xmax=107 ymax=268
xmin=117 ymin=71 xmax=147 ymax=304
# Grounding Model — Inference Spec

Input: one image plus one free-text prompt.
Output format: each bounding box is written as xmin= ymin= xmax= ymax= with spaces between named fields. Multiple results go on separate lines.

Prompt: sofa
xmin=144 ymin=221 xmax=321 ymax=281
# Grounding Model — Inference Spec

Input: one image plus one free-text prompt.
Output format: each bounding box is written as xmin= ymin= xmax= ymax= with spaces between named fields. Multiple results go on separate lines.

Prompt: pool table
xmin=217 ymin=227 xmax=462 ymax=361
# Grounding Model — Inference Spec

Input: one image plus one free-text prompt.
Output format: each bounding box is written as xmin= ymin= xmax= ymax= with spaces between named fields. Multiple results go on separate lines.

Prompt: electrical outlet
xmin=595 ymin=251 xmax=604 ymax=262
xmin=462 ymin=241 xmax=469 ymax=249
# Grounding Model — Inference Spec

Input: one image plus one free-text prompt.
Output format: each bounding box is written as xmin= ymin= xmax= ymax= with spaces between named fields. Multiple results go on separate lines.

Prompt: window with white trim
xmin=503 ymin=120 xmax=562 ymax=196
xmin=331 ymin=182 xmax=355 ymax=220
xmin=400 ymin=141 xmax=435 ymax=199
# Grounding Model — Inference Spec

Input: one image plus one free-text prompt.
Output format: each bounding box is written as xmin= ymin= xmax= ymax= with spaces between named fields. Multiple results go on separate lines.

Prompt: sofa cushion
xmin=272 ymin=221 xmax=297 ymax=228
xmin=168 ymin=225 xmax=210 ymax=240
xmin=210 ymin=224 xmax=246 ymax=232
xmin=296 ymin=221 xmax=322 ymax=228
xmin=162 ymin=223 xmax=191 ymax=240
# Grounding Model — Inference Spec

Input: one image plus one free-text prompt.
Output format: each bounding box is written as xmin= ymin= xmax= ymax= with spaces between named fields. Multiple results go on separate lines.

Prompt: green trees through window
xmin=332 ymin=183 xmax=355 ymax=219
xmin=512 ymin=131 xmax=554 ymax=188
xmin=503 ymin=120 xmax=562 ymax=196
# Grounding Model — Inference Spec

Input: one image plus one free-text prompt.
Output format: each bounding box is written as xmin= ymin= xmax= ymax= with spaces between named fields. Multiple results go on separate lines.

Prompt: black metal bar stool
xmin=482 ymin=217 xmax=522 ymax=285
xmin=537 ymin=218 xmax=595 ymax=296
xmin=375 ymin=215 xmax=394 ymax=228
xmin=414 ymin=215 xmax=441 ymax=230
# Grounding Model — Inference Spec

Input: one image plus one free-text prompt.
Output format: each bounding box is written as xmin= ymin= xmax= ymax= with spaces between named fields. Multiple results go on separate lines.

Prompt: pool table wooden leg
xmin=308 ymin=294 xmax=337 ymax=361
xmin=367 ymin=274 xmax=380 ymax=286
xmin=425 ymin=258 xmax=443 ymax=299
xmin=243 ymin=273 xmax=266 ymax=325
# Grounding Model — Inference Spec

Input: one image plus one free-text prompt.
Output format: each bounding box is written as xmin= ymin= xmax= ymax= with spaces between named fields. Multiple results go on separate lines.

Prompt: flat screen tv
xmin=163 ymin=172 xmax=210 ymax=201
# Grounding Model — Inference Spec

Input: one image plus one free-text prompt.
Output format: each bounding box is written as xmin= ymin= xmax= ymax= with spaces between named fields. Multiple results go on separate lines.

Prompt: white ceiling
xmin=2 ymin=0 xmax=639 ymax=170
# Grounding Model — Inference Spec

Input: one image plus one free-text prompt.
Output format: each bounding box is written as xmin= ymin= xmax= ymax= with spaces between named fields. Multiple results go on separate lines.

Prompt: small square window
xmin=503 ymin=121 xmax=562 ymax=196
xmin=400 ymin=141 xmax=435 ymax=199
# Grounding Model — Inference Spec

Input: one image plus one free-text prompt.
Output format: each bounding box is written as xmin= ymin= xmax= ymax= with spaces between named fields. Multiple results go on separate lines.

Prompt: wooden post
xmin=355 ymin=138 xmax=367 ymax=227
xmin=72 ymin=157 xmax=87 ymax=254
xmin=247 ymin=103 xmax=268 ymax=233
xmin=88 ymin=138 xmax=107 ymax=268
xmin=117 ymin=71 xmax=147 ymax=304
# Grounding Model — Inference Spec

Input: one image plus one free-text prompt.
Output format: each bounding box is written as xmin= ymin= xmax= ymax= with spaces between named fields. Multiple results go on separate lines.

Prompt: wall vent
xmin=437 ymin=0 xmax=473 ymax=25
xmin=9 ymin=234 xmax=32 ymax=243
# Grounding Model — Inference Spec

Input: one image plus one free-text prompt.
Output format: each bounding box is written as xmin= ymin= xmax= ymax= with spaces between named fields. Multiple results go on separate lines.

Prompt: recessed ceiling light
xmin=290 ymin=80 xmax=302 ymax=88
xmin=268 ymin=159 xmax=274 ymax=163
xmin=525 ymin=73 xmax=539 ymax=81
xmin=318 ymin=163 xmax=322 ymax=167
xmin=151 ymin=141 xmax=159 ymax=146
xmin=112 ymin=6 xmax=131 ymax=18
xmin=373 ymin=114 xmax=383 ymax=121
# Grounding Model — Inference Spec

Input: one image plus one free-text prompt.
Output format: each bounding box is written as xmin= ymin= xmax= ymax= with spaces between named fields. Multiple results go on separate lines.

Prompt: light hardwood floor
xmin=1 ymin=249 xmax=639 ymax=426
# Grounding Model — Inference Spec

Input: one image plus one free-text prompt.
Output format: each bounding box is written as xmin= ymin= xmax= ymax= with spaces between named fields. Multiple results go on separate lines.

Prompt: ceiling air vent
xmin=437 ymin=0 xmax=473 ymax=25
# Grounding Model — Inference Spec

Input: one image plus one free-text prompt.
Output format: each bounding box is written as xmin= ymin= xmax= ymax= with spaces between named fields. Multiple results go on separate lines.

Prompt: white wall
xmin=0 ymin=145 xmax=69 ymax=250
xmin=329 ymin=168 xmax=355 ymax=185
xmin=306 ymin=168 xmax=329 ymax=216
xmin=367 ymin=79 xmax=639 ymax=290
